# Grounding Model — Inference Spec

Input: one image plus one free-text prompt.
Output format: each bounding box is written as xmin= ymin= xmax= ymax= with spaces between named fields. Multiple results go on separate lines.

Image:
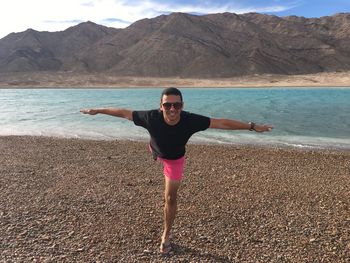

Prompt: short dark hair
xmin=160 ymin=87 xmax=183 ymax=102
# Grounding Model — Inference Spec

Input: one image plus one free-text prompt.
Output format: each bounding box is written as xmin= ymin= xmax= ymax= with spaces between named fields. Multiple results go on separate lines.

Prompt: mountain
xmin=1 ymin=12 xmax=350 ymax=77
xmin=0 ymin=21 xmax=119 ymax=72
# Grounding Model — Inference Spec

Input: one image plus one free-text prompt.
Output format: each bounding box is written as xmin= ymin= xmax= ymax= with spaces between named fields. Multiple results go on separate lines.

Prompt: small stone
xmin=19 ymin=230 xmax=28 ymax=236
xmin=41 ymin=235 xmax=51 ymax=241
xmin=199 ymin=235 xmax=208 ymax=240
xmin=50 ymin=243 xmax=58 ymax=249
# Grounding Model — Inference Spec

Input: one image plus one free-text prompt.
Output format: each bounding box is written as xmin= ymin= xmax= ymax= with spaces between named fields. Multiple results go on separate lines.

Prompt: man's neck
xmin=164 ymin=117 xmax=180 ymax=126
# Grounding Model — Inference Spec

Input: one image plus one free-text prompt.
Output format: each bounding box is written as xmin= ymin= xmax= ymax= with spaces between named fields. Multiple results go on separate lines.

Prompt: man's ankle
xmin=161 ymin=233 xmax=170 ymax=242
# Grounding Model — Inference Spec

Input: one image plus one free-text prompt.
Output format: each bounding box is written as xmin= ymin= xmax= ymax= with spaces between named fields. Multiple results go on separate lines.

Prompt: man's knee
xmin=164 ymin=192 xmax=177 ymax=206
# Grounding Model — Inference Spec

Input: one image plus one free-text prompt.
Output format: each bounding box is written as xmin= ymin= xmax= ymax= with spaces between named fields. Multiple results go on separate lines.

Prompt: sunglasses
xmin=162 ymin=102 xmax=183 ymax=110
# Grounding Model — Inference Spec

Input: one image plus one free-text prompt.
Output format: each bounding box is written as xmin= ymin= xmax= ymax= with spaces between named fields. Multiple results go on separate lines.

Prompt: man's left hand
xmin=254 ymin=124 xmax=273 ymax=132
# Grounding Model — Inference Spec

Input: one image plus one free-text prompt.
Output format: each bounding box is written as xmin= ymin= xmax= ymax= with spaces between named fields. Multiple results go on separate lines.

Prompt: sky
xmin=1 ymin=0 xmax=349 ymax=39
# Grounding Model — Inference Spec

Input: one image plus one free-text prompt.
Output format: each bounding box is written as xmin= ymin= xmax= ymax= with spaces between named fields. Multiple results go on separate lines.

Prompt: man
xmin=80 ymin=87 xmax=273 ymax=254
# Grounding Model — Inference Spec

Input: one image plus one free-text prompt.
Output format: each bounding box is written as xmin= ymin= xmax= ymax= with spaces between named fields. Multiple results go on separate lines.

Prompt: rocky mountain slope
xmin=0 ymin=12 xmax=349 ymax=77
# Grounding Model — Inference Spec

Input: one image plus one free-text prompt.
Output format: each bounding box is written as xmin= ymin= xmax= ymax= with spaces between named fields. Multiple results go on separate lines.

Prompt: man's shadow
xmin=161 ymin=242 xmax=230 ymax=262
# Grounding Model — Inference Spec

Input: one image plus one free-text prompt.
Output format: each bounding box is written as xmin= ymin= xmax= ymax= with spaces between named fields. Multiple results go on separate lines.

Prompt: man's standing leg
xmin=161 ymin=176 xmax=181 ymax=253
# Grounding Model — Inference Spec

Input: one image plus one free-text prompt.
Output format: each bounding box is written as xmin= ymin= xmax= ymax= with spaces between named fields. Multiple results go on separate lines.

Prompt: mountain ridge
xmin=1 ymin=12 xmax=349 ymax=78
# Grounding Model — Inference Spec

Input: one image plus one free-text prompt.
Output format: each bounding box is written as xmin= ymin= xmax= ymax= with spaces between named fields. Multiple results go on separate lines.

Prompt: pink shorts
xmin=149 ymin=145 xmax=185 ymax=181
xmin=158 ymin=156 xmax=185 ymax=181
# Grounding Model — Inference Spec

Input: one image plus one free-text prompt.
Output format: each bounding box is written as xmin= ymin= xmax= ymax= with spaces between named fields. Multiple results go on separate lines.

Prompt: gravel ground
xmin=0 ymin=136 xmax=349 ymax=262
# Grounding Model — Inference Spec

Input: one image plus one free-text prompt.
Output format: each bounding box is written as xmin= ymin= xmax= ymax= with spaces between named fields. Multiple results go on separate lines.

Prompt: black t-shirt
xmin=132 ymin=109 xmax=210 ymax=160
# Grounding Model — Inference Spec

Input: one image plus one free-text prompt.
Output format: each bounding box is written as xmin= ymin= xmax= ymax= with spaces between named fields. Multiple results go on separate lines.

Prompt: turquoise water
xmin=0 ymin=88 xmax=349 ymax=150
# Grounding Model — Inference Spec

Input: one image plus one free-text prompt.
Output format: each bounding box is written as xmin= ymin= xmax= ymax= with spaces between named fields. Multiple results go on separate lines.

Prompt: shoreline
xmin=1 ymin=136 xmax=349 ymax=261
xmin=2 ymin=86 xmax=350 ymax=90
xmin=1 ymin=71 xmax=350 ymax=88
xmin=2 ymin=134 xmax=350 ymax=153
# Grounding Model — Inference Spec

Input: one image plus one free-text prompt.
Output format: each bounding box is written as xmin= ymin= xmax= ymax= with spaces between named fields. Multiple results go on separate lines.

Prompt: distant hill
xmin=1 ymin=12 xmax=350 ymax=77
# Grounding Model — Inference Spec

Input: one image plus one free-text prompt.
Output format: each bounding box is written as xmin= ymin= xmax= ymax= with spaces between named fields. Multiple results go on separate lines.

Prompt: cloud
xmin=106 ymin=0 xmax=302 ymax=21
xmin=164 ymin=1 xmax=303 ymax=18
xmin=44 ymin=20 xmax=84 ymax=24
xmin=81 ymin=1 xmax=95 ymax=7
xmin=102 ymin=18 xmax=131 ymax=24
xmin=0 ymin=0 xmax=301 ymax=39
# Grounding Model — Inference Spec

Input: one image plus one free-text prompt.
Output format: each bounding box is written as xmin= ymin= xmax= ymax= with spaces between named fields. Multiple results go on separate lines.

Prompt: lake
xmin=0 ymin=88 xmax=349 ymax=150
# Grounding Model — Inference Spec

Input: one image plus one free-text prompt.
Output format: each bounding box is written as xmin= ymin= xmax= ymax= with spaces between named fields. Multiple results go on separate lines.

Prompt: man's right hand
xmin=80 ymin=109 xmax=98 ymax=115
xmin=80 ymin=108 xmax=133 ymax=121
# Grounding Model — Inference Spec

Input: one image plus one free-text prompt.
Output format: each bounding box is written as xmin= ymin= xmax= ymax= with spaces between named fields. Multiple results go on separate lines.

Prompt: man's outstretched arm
xmin=209 ymin=118 xmax=273 ymax=132
xmin=80 ymin=108 xmax=133 ymax=121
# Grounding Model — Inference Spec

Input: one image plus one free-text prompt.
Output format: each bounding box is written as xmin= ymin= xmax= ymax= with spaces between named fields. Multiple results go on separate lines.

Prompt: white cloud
xmin=0 ymin=0 xmax=299 ymax=39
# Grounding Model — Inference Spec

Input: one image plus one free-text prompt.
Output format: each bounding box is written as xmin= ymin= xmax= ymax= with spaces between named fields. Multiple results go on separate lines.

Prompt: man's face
xmin=160 ymin=94 xmax=183 ymax=125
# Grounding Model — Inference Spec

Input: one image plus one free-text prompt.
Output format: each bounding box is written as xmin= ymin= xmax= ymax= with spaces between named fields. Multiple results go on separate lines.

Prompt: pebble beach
xmin=1 ymin=136 xmax=349 ymax=262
